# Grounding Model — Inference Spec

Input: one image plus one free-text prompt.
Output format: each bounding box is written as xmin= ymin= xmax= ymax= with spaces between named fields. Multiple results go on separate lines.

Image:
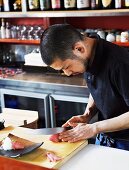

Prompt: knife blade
xmin=26 ymin=127 xmax=72 ymax=135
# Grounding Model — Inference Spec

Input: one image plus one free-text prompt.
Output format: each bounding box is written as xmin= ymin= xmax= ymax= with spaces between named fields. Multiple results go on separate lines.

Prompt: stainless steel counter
xmin=0 ymin=72 xmax=89 ymax=97
xmin=0 ymin=71 xmax=89 ymax=128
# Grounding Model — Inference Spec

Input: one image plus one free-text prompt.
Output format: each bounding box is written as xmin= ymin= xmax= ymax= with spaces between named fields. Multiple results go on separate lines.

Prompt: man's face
xmin=50 ymin=56 xmax=88 ymax=76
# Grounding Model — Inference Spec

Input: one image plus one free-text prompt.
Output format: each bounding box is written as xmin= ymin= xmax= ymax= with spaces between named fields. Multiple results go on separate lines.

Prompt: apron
xmin=95 ymin=133 xmax=129 ymax=151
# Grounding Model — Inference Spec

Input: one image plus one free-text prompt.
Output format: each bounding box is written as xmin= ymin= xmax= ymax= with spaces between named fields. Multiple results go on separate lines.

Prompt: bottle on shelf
xmin=121 ymin=0 xmax=125 ymax=8
xmin=91 ymin=0 xmax=97 ymax=9
xmin=5 ymin=22 xmax=11 ymax=39
xmin=77 ymin=0 xmax=90 ymax=10
xmin=114 ymin=0 xmax=122 ymax=9
xmin=3 ymin=0 xmax=10 ymax=11
xmin=101 ymin=0 xmax=114 ymax=9
xmin=13 ymin=0 xmax=22 ymax=11
xmin=1 ymin=18 xmax=6 ymax=39
xmin=0 ymin=0 xmax=4 ymax=11
xmin=115 ymin=31 xmax=121 ymax=42
xmin=51 ymin=0 xmax=64 ymax=10
xmin=91 ymin=0 xmax=102 ymax=9
xmin=64 ymin=0 xmax=76 ymax=10
xmin=40 ymin=0 xmax=51 ymax=10
xmin=10 ymin=25 xmax=17 ymax=39
xmin=27 ymin=0 xmax=40 ymax=11
xmin=124 ymin=0 xmax=129 ymax=8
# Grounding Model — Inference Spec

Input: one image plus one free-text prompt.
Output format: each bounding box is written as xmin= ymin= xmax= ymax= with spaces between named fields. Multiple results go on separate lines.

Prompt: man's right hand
xmin=62 ymin=115 xmax=88 ymax=128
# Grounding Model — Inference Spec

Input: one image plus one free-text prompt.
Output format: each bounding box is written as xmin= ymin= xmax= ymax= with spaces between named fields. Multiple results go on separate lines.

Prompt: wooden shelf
xmin=0 ymin=39 xmax=40 ymax=45
xmin=1 ymin=9 xmax=129 ymax=18
xmin=0 ymin=39 xmax=129 ymax=47
xmin=113 ymin=42 xmax=129 ymax=47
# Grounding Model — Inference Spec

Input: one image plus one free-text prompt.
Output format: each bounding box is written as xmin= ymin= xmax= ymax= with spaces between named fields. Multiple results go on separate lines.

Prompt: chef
xmin=40 ymin=24 xmax=129 ymax=151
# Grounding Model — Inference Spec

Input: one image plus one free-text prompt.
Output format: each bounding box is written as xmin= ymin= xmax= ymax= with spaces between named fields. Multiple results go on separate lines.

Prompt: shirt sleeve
xmin=112 ymin=62 xmax=129 ymax=106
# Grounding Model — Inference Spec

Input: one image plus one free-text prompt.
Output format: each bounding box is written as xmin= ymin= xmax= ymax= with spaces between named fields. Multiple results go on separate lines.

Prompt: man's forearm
xmin=94 ymin=111 xmax=129 ymax=134
xmin=83 ymin=94 xmax=98 ymax=122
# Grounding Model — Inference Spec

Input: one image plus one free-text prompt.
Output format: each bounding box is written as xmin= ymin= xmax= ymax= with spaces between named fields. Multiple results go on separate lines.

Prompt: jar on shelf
xmin=115 ymin=31 xmax=121 ymax=42
xmin=97 ymin=29 xmax=106 ymax=39
xmin=106 ymin=31 xmax=116 ymax=42
xmin=121 ymin=31 xmax=129 ymax=42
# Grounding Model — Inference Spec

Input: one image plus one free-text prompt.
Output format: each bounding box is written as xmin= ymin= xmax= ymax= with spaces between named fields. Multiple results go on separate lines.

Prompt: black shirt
xmin=84 ymin=37 xmax=129 ymax=139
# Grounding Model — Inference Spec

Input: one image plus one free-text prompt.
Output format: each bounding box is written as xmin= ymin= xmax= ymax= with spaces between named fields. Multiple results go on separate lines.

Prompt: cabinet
xmin=0 ymin=72 xmax=89 ymax=128
xmin=0 ymin=78 xmax=89 ymax=128
xmin=49 ymin=94 xmax=88 ymax=127
xmin=0 ymin=88 xmax=50 ymax=128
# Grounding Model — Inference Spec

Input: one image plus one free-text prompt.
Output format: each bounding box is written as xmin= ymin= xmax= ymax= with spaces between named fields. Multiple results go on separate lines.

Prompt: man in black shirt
xmin=40 ymin=24 xmax=129 ymax=150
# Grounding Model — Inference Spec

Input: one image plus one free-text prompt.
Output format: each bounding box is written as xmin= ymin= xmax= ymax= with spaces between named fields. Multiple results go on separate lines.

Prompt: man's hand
xmin=59 ymin=123 xmax=97 ymax=142
xmin=62 ymin=115 xmax=88 ymax=128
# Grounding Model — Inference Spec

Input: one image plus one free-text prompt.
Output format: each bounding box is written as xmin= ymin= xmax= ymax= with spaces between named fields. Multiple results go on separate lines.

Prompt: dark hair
xmin=40 ymin=24 xmax=84 ymax=66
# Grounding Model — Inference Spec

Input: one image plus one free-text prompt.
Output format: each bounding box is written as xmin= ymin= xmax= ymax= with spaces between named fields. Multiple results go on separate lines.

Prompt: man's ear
xmin=72 ymin=42 xmax=86 ymax=57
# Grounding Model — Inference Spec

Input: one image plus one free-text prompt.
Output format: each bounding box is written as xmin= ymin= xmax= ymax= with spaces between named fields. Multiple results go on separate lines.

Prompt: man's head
xmin=40 ymin=24 xmax=92 ymax=76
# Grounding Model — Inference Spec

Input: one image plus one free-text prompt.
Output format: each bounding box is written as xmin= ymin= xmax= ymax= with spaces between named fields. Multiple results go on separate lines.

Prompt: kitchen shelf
xmin=0 ymin=39 xmax=40 ymax=45
xmin=113 ymin=42 xmax=129 ymax=47
xmin=1 ymin=9 xmax=129 ymax=18
xmin=0 ymin=39 xmax=129 ymax=46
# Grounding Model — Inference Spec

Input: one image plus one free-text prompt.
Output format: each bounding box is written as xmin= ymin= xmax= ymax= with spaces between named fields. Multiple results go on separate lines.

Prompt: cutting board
xmin=0 ymin=127 xmax=88 ymax=169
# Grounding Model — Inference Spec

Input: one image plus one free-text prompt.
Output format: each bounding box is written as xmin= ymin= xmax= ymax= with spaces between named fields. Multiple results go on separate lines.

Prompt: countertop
xmin=0 ymin=71 xmax=89 ymax=96
xmin=61 ymin=144 xmax=129 ymax=170
xmin=5 ymin=72 xmax=86 ymax=87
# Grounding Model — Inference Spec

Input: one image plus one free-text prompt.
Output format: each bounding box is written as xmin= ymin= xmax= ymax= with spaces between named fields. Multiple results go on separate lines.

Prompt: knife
xmin=26 ymin=127 xmax=72 ymax=135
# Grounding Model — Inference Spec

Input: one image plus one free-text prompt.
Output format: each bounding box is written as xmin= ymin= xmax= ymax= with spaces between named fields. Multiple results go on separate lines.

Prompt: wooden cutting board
xmin=0 ymin=126 xmax=88 ymax=169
